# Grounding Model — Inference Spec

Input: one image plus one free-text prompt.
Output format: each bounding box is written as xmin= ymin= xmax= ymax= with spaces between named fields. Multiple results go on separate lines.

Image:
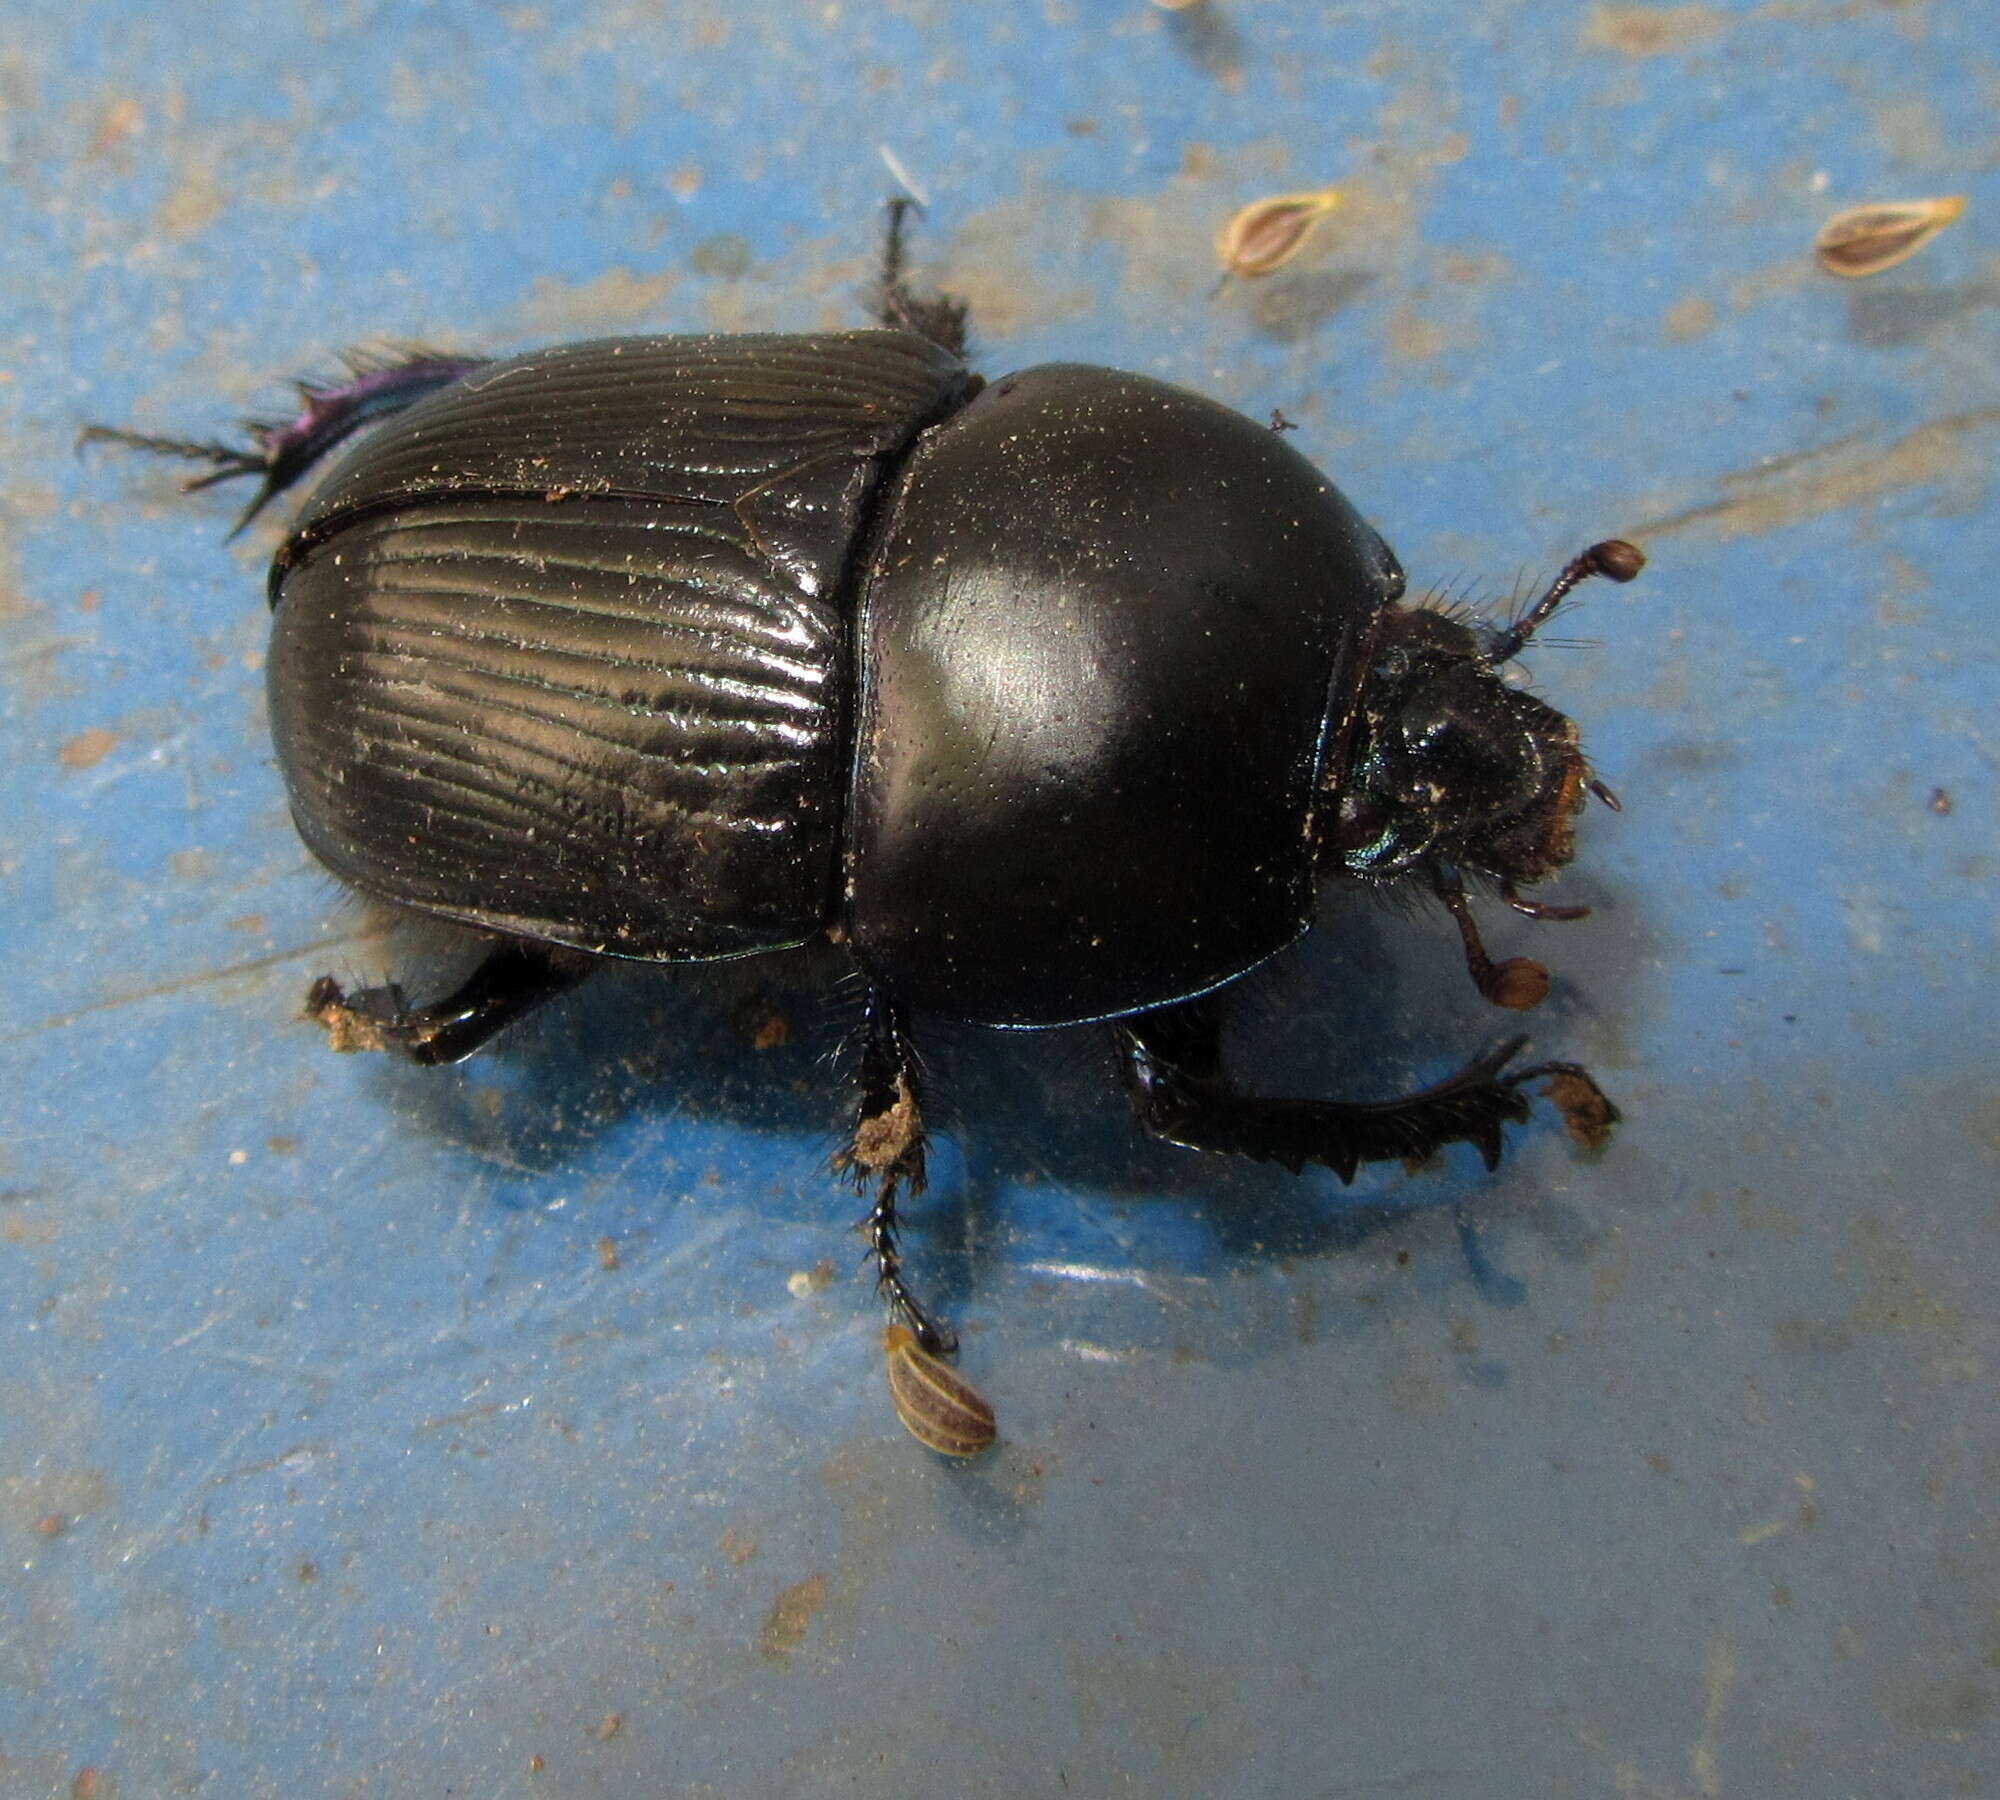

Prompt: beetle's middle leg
xmin=305 ymin=942 xmax=592 ymax=1068
xmin=835 ymin=986 xmax=955 ymax=1354
xmin=1113 ymin=995 xmax=1617 ymax=1181
xmin=873 ymin=196 xmax=970 ymax=359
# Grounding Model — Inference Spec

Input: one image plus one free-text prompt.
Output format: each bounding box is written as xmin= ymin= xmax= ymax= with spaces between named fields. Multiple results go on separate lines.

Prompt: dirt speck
xmin=1662 ymin=294 xmax=1717 ymax=343
xmin=1583 ymin=5 xmax=1725 ymax=58
xmin=5 ymin=1466 xmax=112 ymax=1535
xmin=1886 ymin=1675 xmax=1991 ymax=1735
xmin=591 ymin=1712 xmax=623 ymax=1742
xmin=842 ymin=1076 xmax=921 ymax=1175
xmin=1839 ymin=1216 xmax=1962 ymax=1339
xmin=1542 ymin=1069 xmax=1620 ymax=1150
xmin=58 ymin=727 xmax=121 ymax=771
xmin=734 ymin=993 xmax=792 ymax=1049
xmin=787 ymin=1258 xmax=837 ymax=1299
xmin=158 ymin=162 xmax=224 ymax=238
xmin=89 ymin=96 xmax=145 ymax=158
xmin=1 ymin=1209 xmax=57 ymax=1247
xmin=1963 ymin=1093 xmax=2000 ymax=1156
xmin=1385 ymin=302 xmax=1457 ymax=363
xmin=759 ymin=1572 xmax=828 ymax=1659
xmin=688 ymin=233 xmax=751 ymax=279
xmin=1773 ymin=1313 xmax=1852 ymax=1357
xmin=306 ymin=980 xmax=393 ymax=1054
xmin=511 ymin=268 xmax=678 ymax=337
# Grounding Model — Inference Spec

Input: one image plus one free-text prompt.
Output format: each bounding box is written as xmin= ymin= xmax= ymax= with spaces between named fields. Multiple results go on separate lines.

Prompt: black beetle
xmin=87 ymin=204 xmax=1637 ymax=1448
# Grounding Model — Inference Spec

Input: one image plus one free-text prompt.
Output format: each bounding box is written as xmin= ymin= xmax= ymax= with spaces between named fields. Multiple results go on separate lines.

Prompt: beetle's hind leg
xmin=834 ymin=987 xmax=956 ymax=1354
xmin=873 ymin=196 xmax=971 ymax=359
xmin=306 ymin=942 xmax=592 ymax=1068
xmin=79 ymin=346 xmax=486 ymax=536
xmin=1114 ymin=995 xmax=1618 ymax=1181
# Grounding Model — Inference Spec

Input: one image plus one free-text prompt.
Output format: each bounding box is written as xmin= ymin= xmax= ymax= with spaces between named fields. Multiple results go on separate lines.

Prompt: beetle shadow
xmin=335 ymin=872 xmax=1645 ymax=1318
xmin=1158 ymin=1 xmax=1247 ymax=87
xmin=923 ymin=882 xmax=1639 ymax=1310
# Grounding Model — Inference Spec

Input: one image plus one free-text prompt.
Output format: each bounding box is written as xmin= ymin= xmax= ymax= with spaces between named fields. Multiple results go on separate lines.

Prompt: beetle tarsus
xmin=861 ymin=1173 xmax=956 ymax=1356
xmin=875 ymin=195 xmax=970 ymax=358
xmin=1499 ymin=879 xmax=1589 ymax=923
xmin=304 ymin=945 xmax=589 ymax=1067
xmin=1505 ymin=1060 xmax=1621 ymax=1151
xmin=835 ymin=988 xmax=955 ymax=1354
xmin=1115 ymin=997 xmax=1612 ymax=1179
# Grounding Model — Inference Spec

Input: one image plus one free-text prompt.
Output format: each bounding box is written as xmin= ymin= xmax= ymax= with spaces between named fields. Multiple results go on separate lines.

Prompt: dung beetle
xmin=87 ymin=204 xmax=1639 ymax=1448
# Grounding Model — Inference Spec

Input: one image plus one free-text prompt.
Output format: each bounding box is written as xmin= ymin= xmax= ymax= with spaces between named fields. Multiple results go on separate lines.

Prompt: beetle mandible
xmin=87 ymin=203 xmax=1639 ymax=1451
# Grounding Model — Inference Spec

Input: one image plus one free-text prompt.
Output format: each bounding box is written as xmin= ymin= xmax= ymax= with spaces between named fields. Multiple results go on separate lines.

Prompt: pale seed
xmin=1813 ymin=195 xmax=1966 ymax=279
xmin=883 ymin=1324 xmax=997 ymax=1456
xmin=1215 ymin=188 xmax=1344 ymax=280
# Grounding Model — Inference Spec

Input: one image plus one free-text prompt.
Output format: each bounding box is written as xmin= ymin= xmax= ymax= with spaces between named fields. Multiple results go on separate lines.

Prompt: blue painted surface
xmin=3 ymin=3 xmax=1996 ymax=1795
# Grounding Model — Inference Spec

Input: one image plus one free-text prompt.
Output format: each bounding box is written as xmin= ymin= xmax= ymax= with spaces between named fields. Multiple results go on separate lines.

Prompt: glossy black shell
xmin=845 ymin=364 xmax=1404 ymax=1026
xmin=266 ymin=332 xmax=1406 ymax=1024
xmin=269 ymin=332 xmax=966 ymax=959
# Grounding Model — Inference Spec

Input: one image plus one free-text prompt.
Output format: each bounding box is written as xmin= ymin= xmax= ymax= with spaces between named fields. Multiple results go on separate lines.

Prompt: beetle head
xmin=1331 ymin=606 xmax=1591 ymax=888
xmin=1324 ymin=540 xmax=1642 ymax=1007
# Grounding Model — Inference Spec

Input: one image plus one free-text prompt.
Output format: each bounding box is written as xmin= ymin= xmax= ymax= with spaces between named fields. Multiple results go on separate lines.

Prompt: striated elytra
xmin=87 ymin=206 xmax=1638 ymax=1449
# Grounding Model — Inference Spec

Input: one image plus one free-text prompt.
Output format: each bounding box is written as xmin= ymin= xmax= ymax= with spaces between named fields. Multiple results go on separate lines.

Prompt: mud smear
xmin=757 ymin=1571 xmax=827 ymax=1659
xmin=1583 ymin=5 xmax=1727 ymax=58
xmin=508 ymin=267 xmax=680 ymax=338
xmin=1585 ymin=0 xmax=1899 ymax=58
xmin=1633 ymin=406 xmax=2000 ymax=540
xmin=57 ymin=727 xmax=122 ymax=771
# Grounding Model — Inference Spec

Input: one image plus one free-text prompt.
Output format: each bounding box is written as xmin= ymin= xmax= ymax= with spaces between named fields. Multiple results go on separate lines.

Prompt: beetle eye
xmin=1331 ymin=793 xmax=1391 ymax=854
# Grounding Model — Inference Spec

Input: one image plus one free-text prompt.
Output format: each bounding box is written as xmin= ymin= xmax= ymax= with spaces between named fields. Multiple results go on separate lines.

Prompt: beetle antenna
xmin=1486 ymin=539 xmax=1645 ymax=664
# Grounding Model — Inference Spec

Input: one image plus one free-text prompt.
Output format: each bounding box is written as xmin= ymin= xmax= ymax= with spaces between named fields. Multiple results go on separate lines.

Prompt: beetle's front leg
xmin=306 ymin=942 xmax=591 ymax=1068
xmin=1114 ymin=995 xmax=1617 ymax=1181
xmin=834 ymin=986 xmax=955 ymax=1353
